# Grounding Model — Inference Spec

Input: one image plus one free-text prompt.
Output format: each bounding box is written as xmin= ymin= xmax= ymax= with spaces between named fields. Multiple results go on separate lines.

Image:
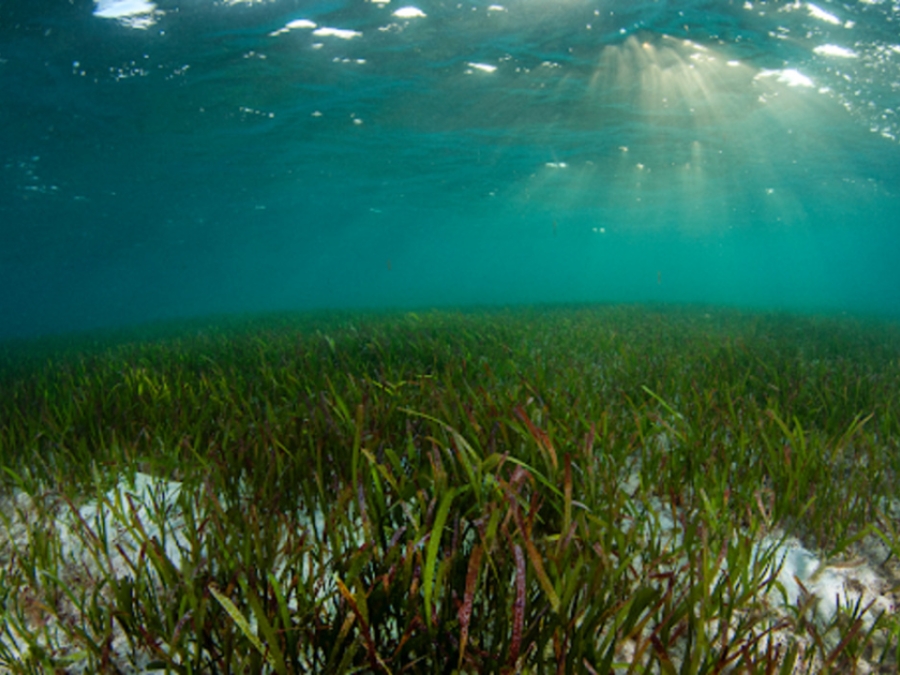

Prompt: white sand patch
xmin=61 ymin=472 xmax=187 ymax=578
xmin=0 ymin=473 xmax=184 ymax=673
xmin=1 ymin=468 xmax=895 ymax=673
xmin=0 ymin=472 xmax=361 ymax=672
xmin=621 ymin=461 xmax=896 ymax=670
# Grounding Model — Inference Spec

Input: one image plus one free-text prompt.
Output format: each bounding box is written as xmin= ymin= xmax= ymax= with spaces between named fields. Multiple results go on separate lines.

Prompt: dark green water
xmin=2 ymin=0 xmax=899 ymax=338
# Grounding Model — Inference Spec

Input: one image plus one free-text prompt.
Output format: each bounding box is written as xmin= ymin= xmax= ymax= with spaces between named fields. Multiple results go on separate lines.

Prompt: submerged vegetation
xmin=0 ymin=304 xmax=898 ymax=673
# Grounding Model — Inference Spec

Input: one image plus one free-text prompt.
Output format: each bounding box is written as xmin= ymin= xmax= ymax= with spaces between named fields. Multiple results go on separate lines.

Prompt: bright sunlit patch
xmin=93 ymin=0 xmax=154 ymax=17
xmin=814 ymin=44 xmax=859 ymax=58
xmin=806 ymin=3 xmax=841 ymax=25
xmin=269 ymin=19 xmax=316 ymax=36
xmin=312 ymin=27 xmax=363 ymax=39
xmin=93 ymin=0 xmax=158 ymax=28
xmin=393 ymin=6 xmax=426 ymax=18
xmin=488 ymin=4 xmax=507 ymax=11
xmin=545 ymin=162 xmax=568 ymax=169
xmin=466 ymin=62 xmax=497 ymax=73
xmin=755 ymin=68 xmax=814 ymax=88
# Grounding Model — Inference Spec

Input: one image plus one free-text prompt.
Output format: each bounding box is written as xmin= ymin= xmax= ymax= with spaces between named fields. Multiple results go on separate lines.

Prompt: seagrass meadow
xmin=1 ymin=304 xmax=899 ymax=674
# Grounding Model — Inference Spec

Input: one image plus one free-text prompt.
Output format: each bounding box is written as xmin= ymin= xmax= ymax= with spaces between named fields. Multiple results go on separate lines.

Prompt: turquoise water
xmin=2 ymin=0 xmax=899 ymax=338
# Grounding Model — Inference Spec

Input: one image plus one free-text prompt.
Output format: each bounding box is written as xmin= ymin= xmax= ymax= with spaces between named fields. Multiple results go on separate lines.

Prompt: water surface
xmin=2 ymin=0 xmax=898 ymax=337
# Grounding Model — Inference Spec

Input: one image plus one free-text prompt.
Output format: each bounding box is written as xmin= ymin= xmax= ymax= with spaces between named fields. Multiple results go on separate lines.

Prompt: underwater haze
xmin=1 ymin=0 xmax=899 ymax=338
